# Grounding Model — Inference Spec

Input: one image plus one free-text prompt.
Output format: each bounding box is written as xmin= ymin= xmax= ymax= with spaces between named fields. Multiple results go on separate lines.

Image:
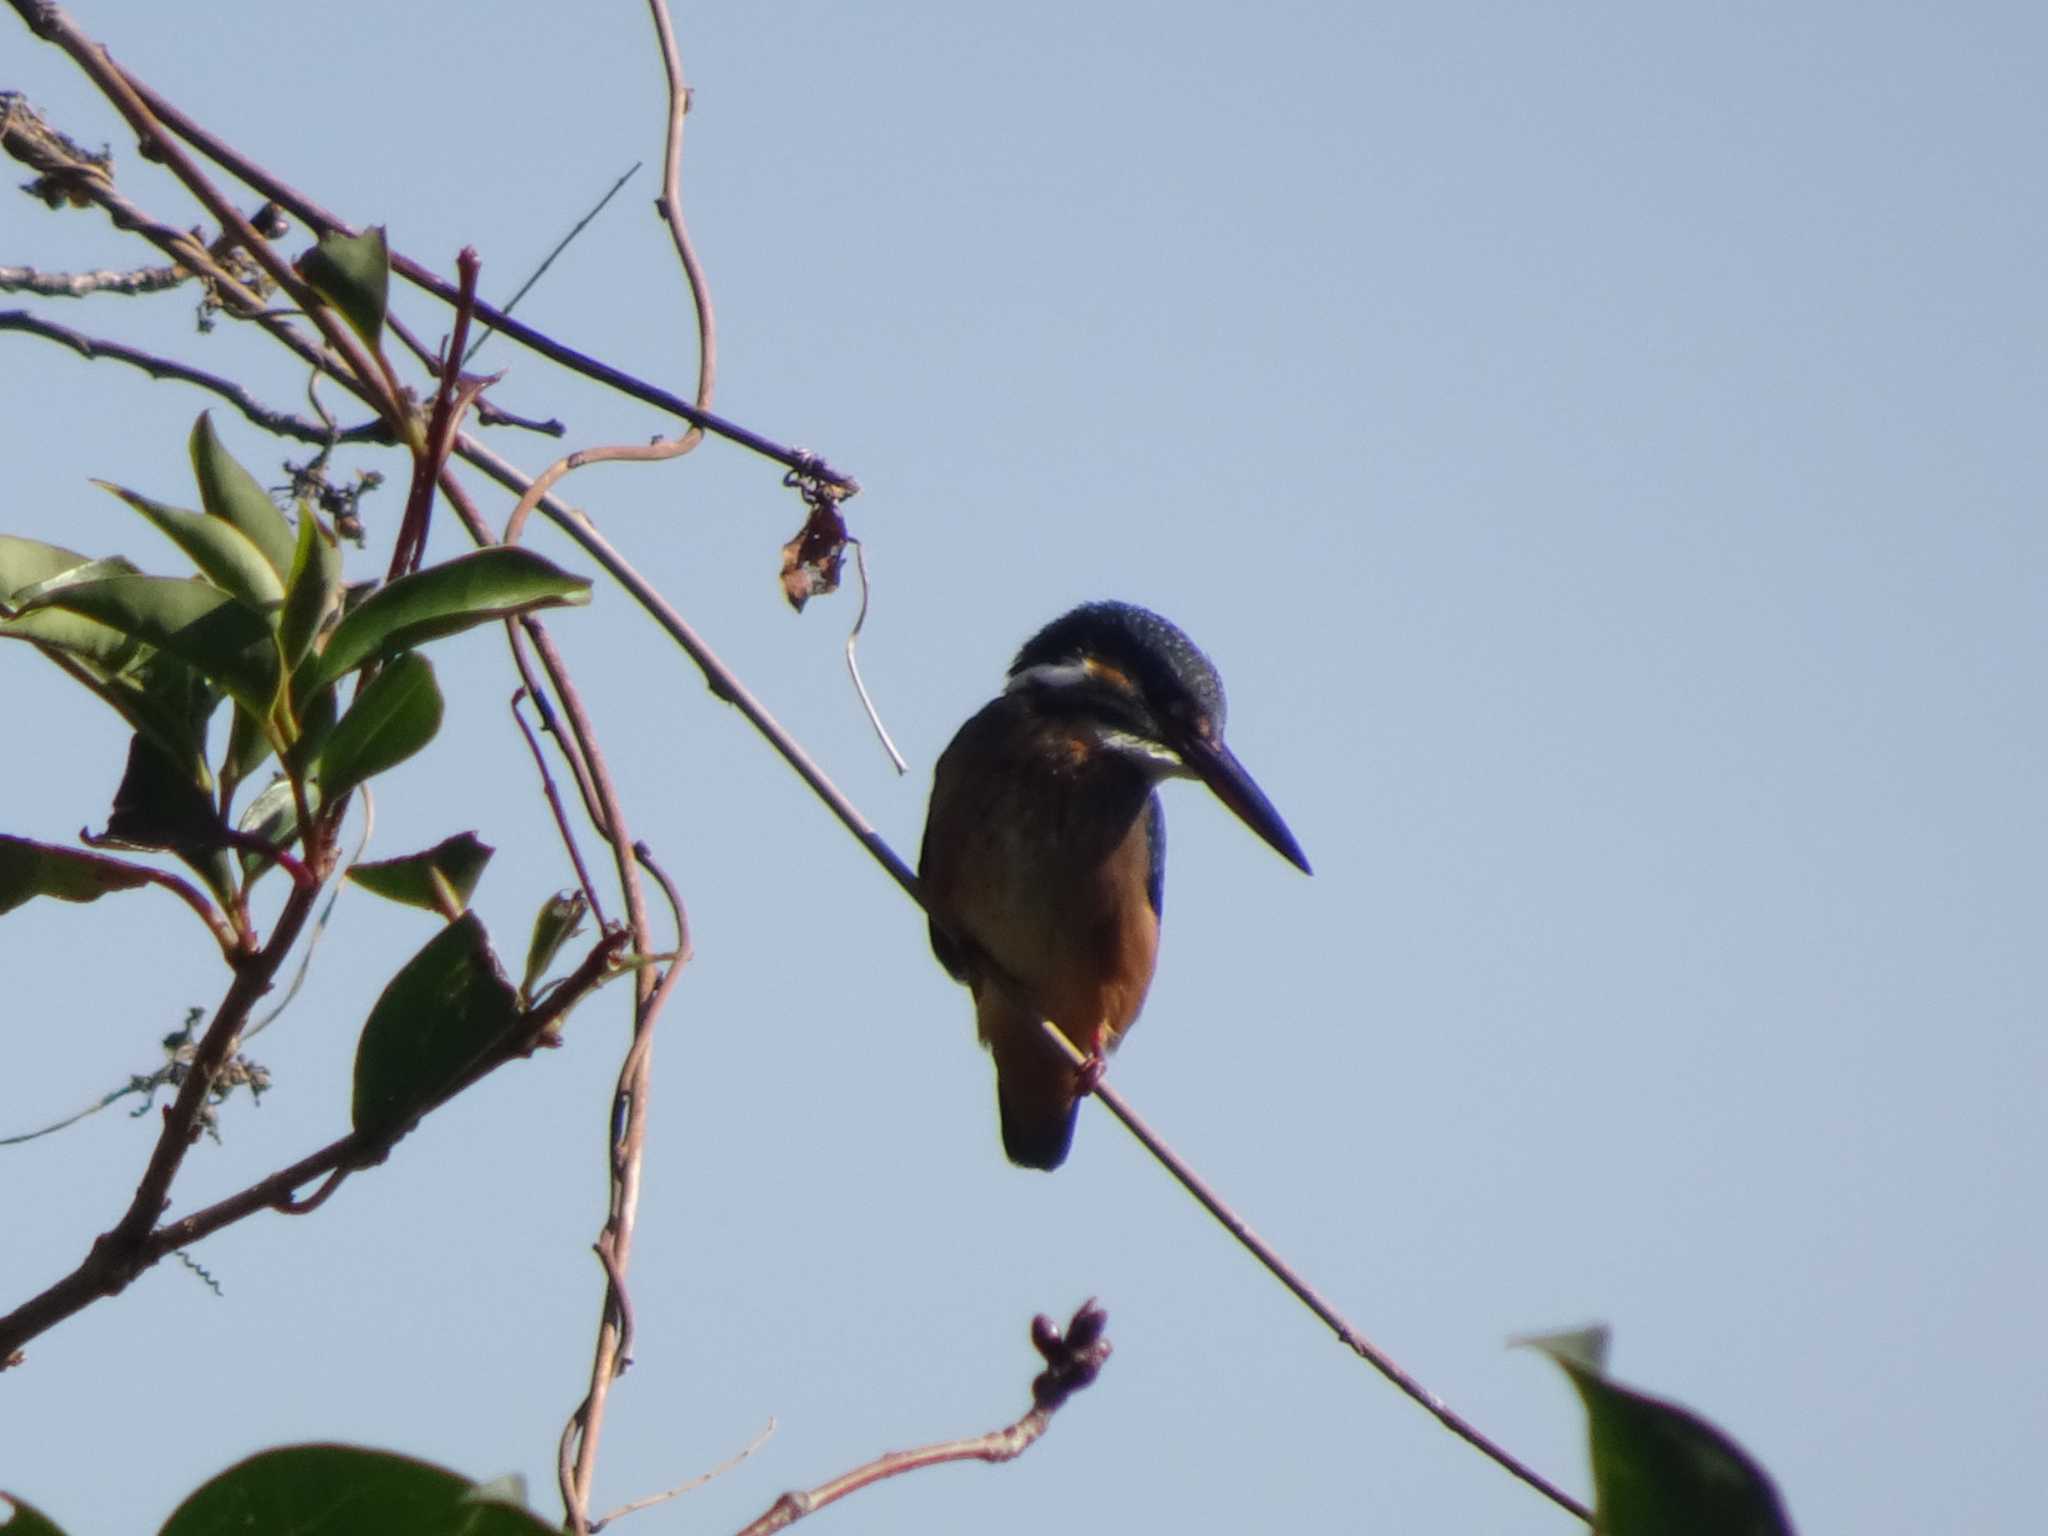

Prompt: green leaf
xmin=189 ymin=412 xmax=298 ymax=579
xmin=346 ymin=832 xmax=494 ymax=913
xmin=14 ymin=573 xmax=277 ymax=718
xmin=0 ymin=835 xmax=153 ymax=918
xmin=277 ymin=500 xmax=342 ymax=671
xmin=0 ymin=538 xmax=225 ymax=776
xmin=0 ymin=534 xmax=102 ymax=596
xmin=0 ymin=1492 xmax=70 ymax=1536
xmin=314 ymin=650 xmax=443 ymax=803
xmin=285 ymin=674 xmax=341 ymax=782
xmin=160 ymin=1444 xmax=553 ymax=1536
xmin=522 ymin=890 xmax=588 ymax=1000
xmin=296 ymin=226 xmax=390 ymax=350
xmin=312 ymin=547 xmax=591 ymax=689
xmin=1524 ymin=1327 xmax=1795 ymax=1536
xmin=223 ymin=700 xmax=276 ymax=789
xmin=352 ymin=911 xmax=518 ymax=1137
xmin=1 ymin=544 xmax=149 ymax=678
xmin=235 ymin=776 xmax=310 ymax=886
xmin=96 ymin=481 xmax=284 ymax=611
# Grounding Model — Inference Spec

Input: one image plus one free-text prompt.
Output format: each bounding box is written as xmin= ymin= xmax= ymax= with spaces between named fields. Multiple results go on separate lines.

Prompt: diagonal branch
xmin=1 ymin=308 xmax=388 ymax=443
xmin=731 ymin=1302 xmax=1113 ymax=1536
xmin=83 ymin=48 xmax=853 ymax=492
xmin=0 ymin=925 xmax=628 ymax=1365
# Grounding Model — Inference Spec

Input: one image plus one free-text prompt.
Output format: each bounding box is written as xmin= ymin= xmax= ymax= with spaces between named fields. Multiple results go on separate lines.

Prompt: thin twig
xmin=844 ymin=539 xmax=907 ymax=774
xmin=509 ymin=681 xmax=608 ymax=930
xmin=0 ymin=874 xmax=325 ymax=1362
xmin=389 ymin=247 xmax=483 ymax=579
xmin=644 ymin=0 xmax=715 ymax=428
xmin=633 ymin=841 xmax=691 ymax=976
xmin=245 ymin=791 xmax=373 ymax=1043
xmin=587 ymin=1418 xmax=774 ymax=1531
xmin=0 ymin=918 xmax=626 ymax=1365
xmin=2 ymin=309 xmax=388 ymax=442
xmin=19 ymin=14 xmax=406 ymax=433
xmin=1036 ymin=1023 xmax=1595 ymax=1523
xmin=731 ymin=1302 xmax=1113 ymax=1536
xmin=106 ymin=60 xmax=856 ymax=491
xmin=0 ymin=262 xmax=185 ymax=296
xmin=466 ymin=162 xmax=641 ymax=366
xmin=454 ymin=432 xmax=918 ymax=902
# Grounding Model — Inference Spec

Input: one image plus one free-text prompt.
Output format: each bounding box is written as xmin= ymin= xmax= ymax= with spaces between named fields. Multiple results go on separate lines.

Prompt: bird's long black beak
xmin=1179 ymin=733 xmax=1312 ymax=875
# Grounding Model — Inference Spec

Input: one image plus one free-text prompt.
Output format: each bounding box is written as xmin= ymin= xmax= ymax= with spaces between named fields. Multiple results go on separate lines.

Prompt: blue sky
xmin=5 ymin=3 xmax=2044 ymax=1532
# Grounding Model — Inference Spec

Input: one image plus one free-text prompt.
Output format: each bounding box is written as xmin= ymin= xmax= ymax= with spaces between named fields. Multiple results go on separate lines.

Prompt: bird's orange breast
xmin=919 ymin=695 xmax=1167 ymax=1168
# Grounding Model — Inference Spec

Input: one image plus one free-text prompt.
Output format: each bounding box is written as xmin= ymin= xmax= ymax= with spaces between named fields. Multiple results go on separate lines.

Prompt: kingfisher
xmin=919 ymin=600 xmax=1311 ymax=1170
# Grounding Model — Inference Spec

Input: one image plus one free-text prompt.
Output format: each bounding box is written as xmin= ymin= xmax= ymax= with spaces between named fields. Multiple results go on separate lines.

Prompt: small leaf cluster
xmin=0 ymin=412 xmax=589 ymax=925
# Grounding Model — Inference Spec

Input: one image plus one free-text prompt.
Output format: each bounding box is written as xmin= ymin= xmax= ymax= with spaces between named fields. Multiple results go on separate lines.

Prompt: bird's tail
xmin=980 ymin=995 xmax=1082 ymax=1171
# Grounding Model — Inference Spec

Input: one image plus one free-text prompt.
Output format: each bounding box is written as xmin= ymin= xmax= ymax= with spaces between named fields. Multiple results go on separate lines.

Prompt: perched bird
xmin=919 ymin=601 xmax=1311 ymax=1170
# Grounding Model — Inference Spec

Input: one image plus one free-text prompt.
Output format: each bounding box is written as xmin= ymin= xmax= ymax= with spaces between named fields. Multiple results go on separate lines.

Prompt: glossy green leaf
xmin=235 ymin=776 xmax=307 ymax=886
xmin=346 ymin=832 xmax=494 ymax=913
xmin=1 ymin=602 xmax=148 ymax=687
xmin=1 ymin=543 xmax=149 ymax=680
xmin=223 ymin=700 xmax=275 ymax=788
xmin=14 ymin=574 xmax=277 ymax=717
xmin=312 ymin=547 xmax=591 ymax=688
xmin=3 ymin=552 xmax=142 ymax=606
xmin=1525 ymin=1327 xmax=1795 ymax=1536
xmin=277 ymin=502 xmax=342 ymax=671
xmin=315 ymin=650 xmax=443 ymax=803
xmin=0 ymin=1492 xmax=70 ymax=1536
xmin=296 ymin=226 xmax=390 ymax=349
xmin=0 ymin=535 xmax=99 ymax=597
xmin=0 ymin=835 xmax=153 ymax=918
xmin=189 ymin=412 xmax=298 ymax=579
xmin=160 ymin=1444 xmax=552 ymax=1536
xmin=522 ymin=889 xmax=588 ymax=999
xmin=95 ymin=481 xmax=284 ymax=611
xmin=285 ymin=674 xmax=340 ymax=782
xmin=352 ymin=911 xmax=518 ymax=1137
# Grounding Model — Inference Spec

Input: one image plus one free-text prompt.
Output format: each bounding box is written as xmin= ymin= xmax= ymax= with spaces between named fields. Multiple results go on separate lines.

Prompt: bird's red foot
xmin=1074 ymin=1053 xmax=1108 ymax=1096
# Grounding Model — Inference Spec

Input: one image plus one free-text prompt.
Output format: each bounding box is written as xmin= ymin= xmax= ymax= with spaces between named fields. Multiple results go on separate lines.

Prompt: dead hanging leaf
xmin=779 ymin=495 xmax=847 ymax=611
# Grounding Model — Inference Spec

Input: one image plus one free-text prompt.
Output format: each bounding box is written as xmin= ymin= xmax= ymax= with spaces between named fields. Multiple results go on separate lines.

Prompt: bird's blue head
xmin=1005 ymin=601 xmax=1310 ymax=873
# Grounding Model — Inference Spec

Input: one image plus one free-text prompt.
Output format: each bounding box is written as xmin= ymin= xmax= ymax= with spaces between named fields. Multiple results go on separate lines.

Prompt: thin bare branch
xmin=1036 ymin=1022 xmax=1594 ymax=1523
xmin=731 ymin=1302 xmax=1113 ymax=1536
xmin=0 ymin=262 xmax=185 ymax=296
xmin=2 ymin=309 xmax=387 ymax=442
xmin=16 ymin=16 xmax=405 ymax=430
xmin=588 ymin=1418 xmax=774 ymax=1532
xmin=98 ymin=59 xmax=854 ymax=490
xmin=389 ymin=247 xmax=484 ymax=579
xmin=455 ymin=431 xmax=918 ymax=901
xmin=644 ymin=0 xmax=716 ymax=425
xmin=0 ymin=920 xmax=628 ymax=1366
xmin=466 ymin=162 xmax=641 ymax=367
xmin=509 ymin=680 xmax=608 ymax=930
xmin=843 ymin=540 xmax=907 ymax=774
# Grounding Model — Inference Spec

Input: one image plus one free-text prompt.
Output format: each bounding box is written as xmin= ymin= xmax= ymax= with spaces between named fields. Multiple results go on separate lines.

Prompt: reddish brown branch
xmin=389 ymin=247 xmax=484 ymax=579
xmin=508 ymin=678 xmax=608 ymax=931
xmin=732 ymin=1302 xmax=1113 ymax=1536
xmin=0 ymin=925 xmax=625 ymax=1366
xmin=0 ymin=309 xmax=387 ymax=444
xmin=84 ymin=50 xmax=852 ymax=490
